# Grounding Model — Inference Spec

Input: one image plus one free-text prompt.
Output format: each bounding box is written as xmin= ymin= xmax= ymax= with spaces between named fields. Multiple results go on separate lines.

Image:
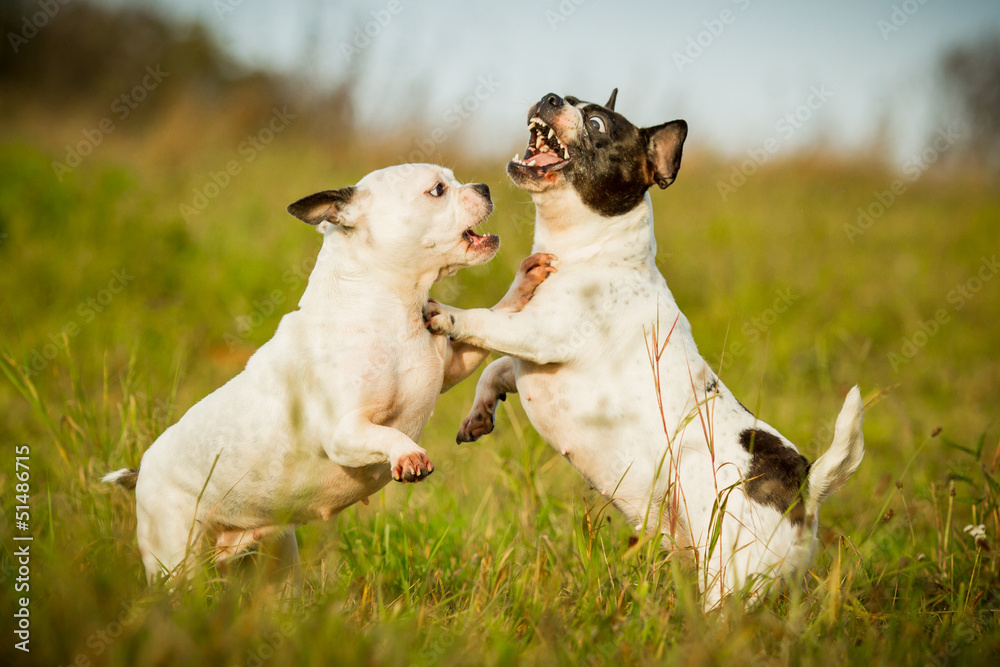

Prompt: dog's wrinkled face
xmin=287 ymin=164 xmax=499 ymax=277
xmin=507 ymin=90 xmax=688 ymax=217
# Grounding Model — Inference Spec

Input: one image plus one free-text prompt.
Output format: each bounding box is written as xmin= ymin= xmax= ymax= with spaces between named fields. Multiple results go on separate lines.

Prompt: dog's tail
xmin=102 ymin=468 xmax=139 ymax=491
xmin=805 ymin=386 xmax=864 ymax=517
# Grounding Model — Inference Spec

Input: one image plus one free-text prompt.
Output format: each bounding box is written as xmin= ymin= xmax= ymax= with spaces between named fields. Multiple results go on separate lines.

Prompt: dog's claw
xmin=457 ymin=395 xmax=505 ymax=443
xmin=422 ymin=300 xmax=455 ymax=335
xmin=392 ymin=450 xmax=434 ymax=483
xmin=511 ymin=252 xmax=558 ymax=306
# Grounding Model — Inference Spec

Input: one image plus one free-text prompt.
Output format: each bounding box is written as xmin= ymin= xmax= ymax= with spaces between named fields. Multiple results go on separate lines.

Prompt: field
xmin=1 ymin=131 xmax=999 ymax=665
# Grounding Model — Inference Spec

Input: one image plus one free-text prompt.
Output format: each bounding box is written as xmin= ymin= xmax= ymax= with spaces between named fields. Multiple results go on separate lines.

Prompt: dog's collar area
xmin=512 ymin=116 xmax=570 ymax=171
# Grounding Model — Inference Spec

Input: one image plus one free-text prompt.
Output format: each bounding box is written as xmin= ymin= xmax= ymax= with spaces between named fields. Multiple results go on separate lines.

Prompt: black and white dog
xmin=425 ymin=91 xmax=865 ymax=606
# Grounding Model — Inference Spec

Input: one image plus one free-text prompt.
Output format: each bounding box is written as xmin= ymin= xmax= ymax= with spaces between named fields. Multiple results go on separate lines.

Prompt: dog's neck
xmin=530 ymin=188 xmax=657 ymax=267
xmin=298 ymin=233 xmax=436 ymax=322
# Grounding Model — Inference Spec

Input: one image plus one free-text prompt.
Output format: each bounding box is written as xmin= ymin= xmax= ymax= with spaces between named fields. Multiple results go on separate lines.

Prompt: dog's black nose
xmin=543 ymin=93 xmax=563 ymax=108
xmin=472 ymin=183 xmax=490 ymax=200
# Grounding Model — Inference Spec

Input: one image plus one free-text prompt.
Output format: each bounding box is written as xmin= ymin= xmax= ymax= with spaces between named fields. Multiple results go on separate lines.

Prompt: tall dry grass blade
xmin=944 ymin=480 xmax=956 ymax=579
xmin=930 ymin=482 xmax=944 ymax=572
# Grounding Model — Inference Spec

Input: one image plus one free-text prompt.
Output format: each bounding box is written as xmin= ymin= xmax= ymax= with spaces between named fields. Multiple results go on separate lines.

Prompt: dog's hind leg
xmin=457 ymin=356 xmax=517 ymax=443
xmin=218 ymin=529 xmax=302 ymax=598
xmin=270 ymin=531 xmax=301 ymax=599
xmin=135 ymin=492 xmax=201 ymax=584
xmin=133 ymin=468 xmax=210 ymax=584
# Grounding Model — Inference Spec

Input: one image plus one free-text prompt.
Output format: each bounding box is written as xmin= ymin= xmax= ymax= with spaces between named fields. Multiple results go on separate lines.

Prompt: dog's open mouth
xmin=463 ymin=223 xmax=499 ymax=250
xmin=511 ymin=116 xmax=570 ymax=172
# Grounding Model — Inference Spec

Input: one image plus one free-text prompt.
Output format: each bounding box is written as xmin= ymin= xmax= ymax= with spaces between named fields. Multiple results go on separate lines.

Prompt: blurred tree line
xmin=0 ymin=0 xmax=356 ymax=151
xmin=941 ymin=35 xmax=1000 ymax=175
xmin=1 ymin=1 xmax=998 ymax=174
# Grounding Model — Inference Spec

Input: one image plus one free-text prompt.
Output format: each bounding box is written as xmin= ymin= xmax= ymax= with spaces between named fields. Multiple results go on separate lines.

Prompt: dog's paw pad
xmin=393 ymin=450 xmax=434 ymax=483
xmin=519 ymin=252 xmax=558 ymax=274
xmin=457 ymin=406 xmax=496 ymax=443
xmin=513 ymin=253 xmax=558 ymax=304
xmin=422 ymin=301 xmax=455 ymax=335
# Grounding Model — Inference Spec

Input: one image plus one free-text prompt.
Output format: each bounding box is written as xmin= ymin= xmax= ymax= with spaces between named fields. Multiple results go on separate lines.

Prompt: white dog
xmin=425 ymin=92 xmax=865 ymax=607
xmin=104 ymin=164 xmax=554 ymax=585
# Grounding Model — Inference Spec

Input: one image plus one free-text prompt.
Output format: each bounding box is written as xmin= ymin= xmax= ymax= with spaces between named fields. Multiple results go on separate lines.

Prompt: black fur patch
xmin=563 ymin=104 xmax=653 ymax=217
xmin=739 ymin=429 xmax=809 ymax=524
xmin=513 ymin=92 xmax=686 ymax=218
xmin=287 ymin=186 xmax=357 ymax=226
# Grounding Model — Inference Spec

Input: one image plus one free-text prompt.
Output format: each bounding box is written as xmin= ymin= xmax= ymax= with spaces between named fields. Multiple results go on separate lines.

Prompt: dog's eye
xmin=587 ymin=115 xmax=607 ymax=133
xmin=427 ymin=183 xmax=446 ymax=198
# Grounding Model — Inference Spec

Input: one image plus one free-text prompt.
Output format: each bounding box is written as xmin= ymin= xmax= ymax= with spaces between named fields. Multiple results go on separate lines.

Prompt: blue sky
xmin=97 ymin=0 xmax=1000 ymax=163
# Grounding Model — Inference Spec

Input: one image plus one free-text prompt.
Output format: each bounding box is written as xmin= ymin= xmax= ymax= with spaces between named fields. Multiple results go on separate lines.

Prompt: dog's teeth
xmin=540 ymin=145 xmax=549 ymax=153
xmin=548 ymin=129 xmax=555 ymax=140
xmin=527 ymin=160 xmax=536 ymax=167
xmin=513 ymin=153 xmax=519 ymax=162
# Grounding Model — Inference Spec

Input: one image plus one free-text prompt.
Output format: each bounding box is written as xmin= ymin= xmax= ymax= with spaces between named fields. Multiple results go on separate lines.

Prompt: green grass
xmin=1 ymin=138 xmax=999 ymax=665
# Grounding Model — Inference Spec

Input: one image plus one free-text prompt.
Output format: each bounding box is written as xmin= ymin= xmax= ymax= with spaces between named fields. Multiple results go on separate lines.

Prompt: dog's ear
xmin=287 ymin=186 xmax=358 ymax=228
xmin=605 ymin=88 xmax=618 ymax=111
xmin=643 ymin=120 xmax=688 ymax=189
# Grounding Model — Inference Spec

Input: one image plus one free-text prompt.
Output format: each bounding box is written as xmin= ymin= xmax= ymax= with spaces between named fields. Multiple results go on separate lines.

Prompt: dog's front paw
xmin=510 ymin=253 xmax=558 ymax=308
xmin=423 ymin=299 xmax=456 ymax=335
xmin=392 ymin=448 xmax=434 ymax=483
xmin=456 ymin=392 xmax=506 ymax=443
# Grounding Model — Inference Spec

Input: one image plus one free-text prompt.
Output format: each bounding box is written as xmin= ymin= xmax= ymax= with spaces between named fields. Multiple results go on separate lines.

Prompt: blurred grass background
xmin=1 ymin=2 xmax=999 ymax=665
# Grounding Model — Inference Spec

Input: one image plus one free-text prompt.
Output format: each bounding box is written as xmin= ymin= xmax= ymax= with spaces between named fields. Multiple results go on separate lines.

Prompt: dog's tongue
xmin=530 ymin=151 xmax=562 ymax=167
